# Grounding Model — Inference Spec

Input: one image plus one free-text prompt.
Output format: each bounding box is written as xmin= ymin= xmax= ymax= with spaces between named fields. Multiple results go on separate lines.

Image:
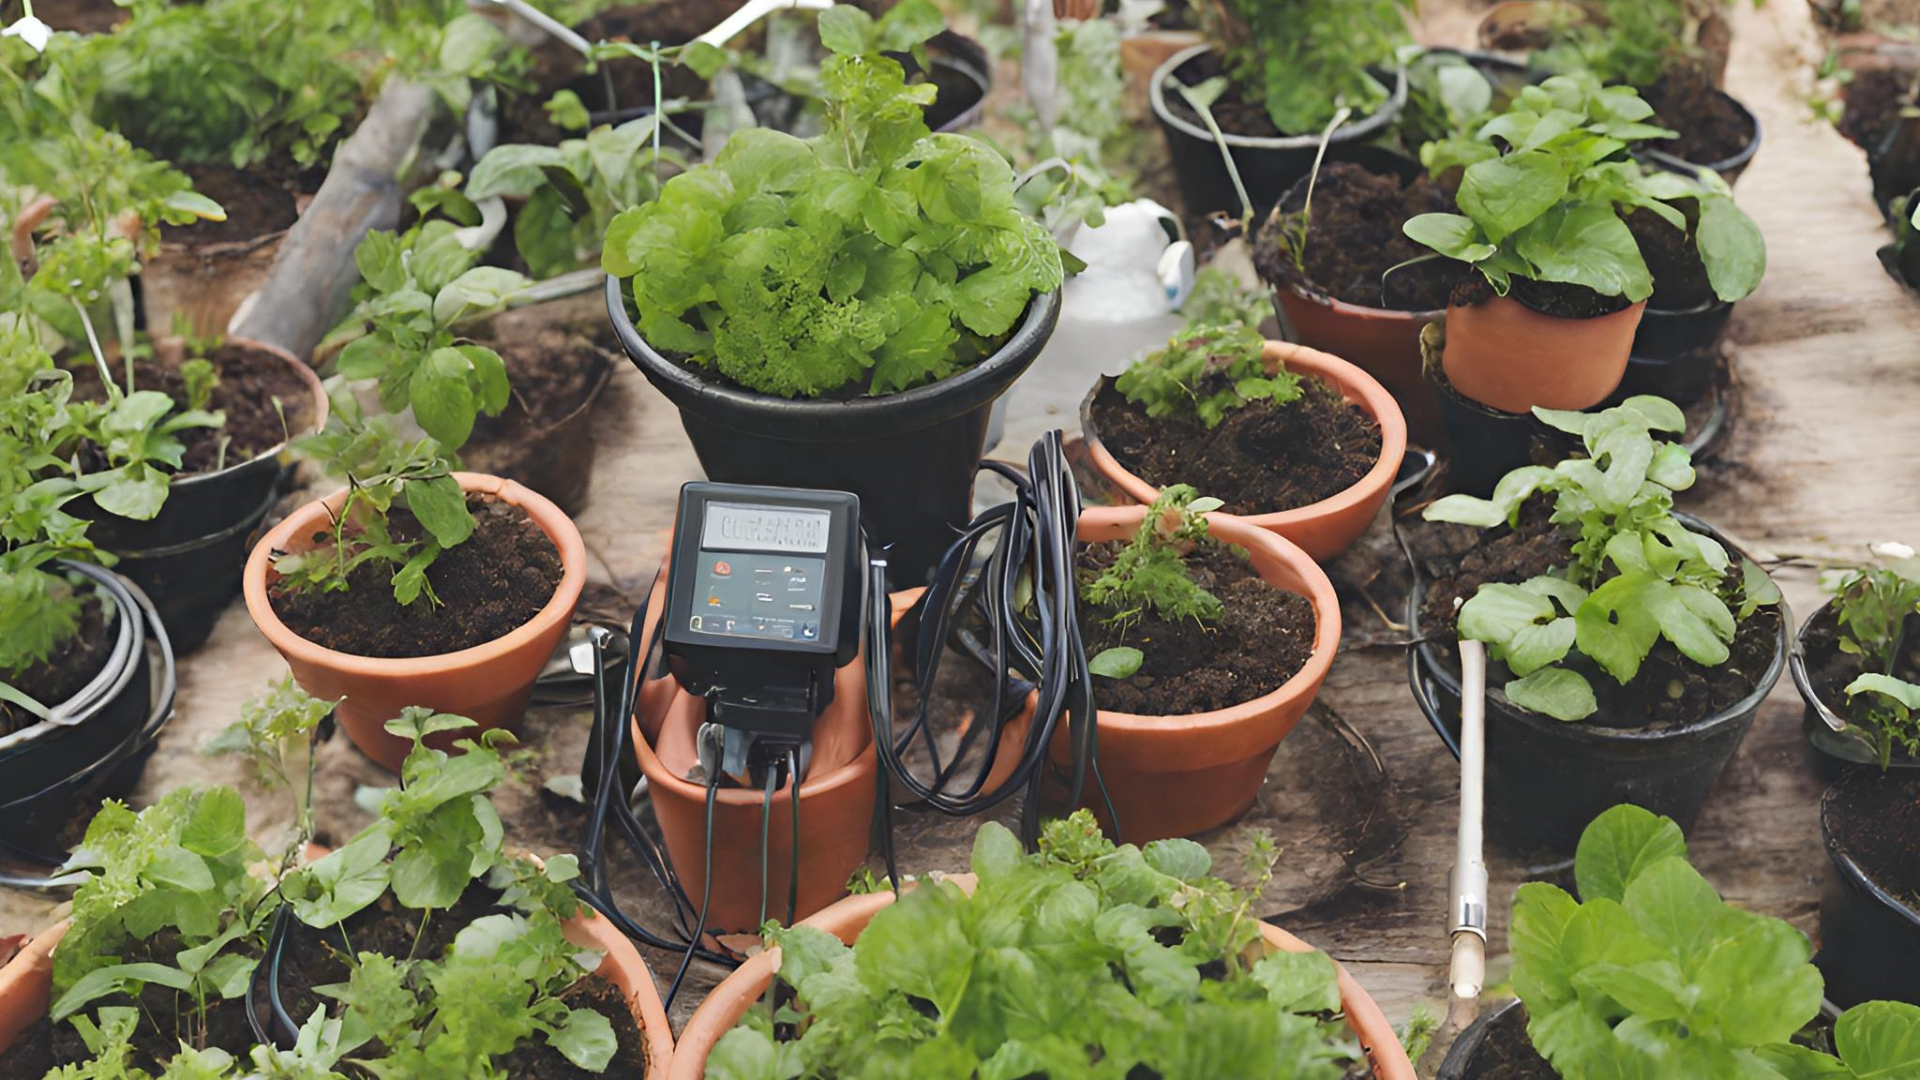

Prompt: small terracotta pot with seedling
xmin=1054 ymin=488 xmax=1341 ymax=843
xmin=1404 ymin=76 xmax=1765 ymax=415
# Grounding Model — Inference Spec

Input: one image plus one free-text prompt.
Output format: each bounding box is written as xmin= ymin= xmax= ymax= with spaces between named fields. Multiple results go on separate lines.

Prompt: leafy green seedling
xmin=203 ymin=677 xmax=339 ymax=846
xmin=270 ymin=392 xmax=474 ymax=607
xmin=1424 ymin=396 xmax=1780 ymax=720
xmin=1194 ymin=0 xmax=1412 ymax=136
xmin=1115 ymin=323 xmax=1299 ymax=430
xmin=1842 ymin=674 xmax=1920 ymax=770
xmin=1532 ymin=0 xmax=1739 ymax=91
xmin=1083 ymin=485 xmax=1226 ymax=630
xmin=602 ymin=0 xmax=1066 ymax=399
xmin=1405 ymin=75 xmax=1766 ymax=304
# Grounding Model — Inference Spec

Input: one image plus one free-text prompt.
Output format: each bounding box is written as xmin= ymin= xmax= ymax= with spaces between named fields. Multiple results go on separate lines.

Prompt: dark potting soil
xmin=1460 ymin=1005 xmax=1558 ymax=1080
xmin=1420 ymin=512 xmax=1783 ymax=731
xmin=3 ymin=0 xmax=126 ymax=33
xmin=279 ymin=884 xmax=650 ymax=1079
xmin=1841 ymin=66 xmax=1917 ymax=152
xmin=1828 ymin=769 xmax=1920 ymax=907
xmin=1802 ymin=606 xmax=1920 ymax=765
xmin=267 ymin=494 xmax=563 ymax=659
xmin=158 ymin=164 xmax=300 ymax=249
xmin=1450 ymin=273 xmax=1634 ymax=319
xmin=1088 ymin=376 xmax=1381 ymax=518
xmin=465 ymin=310 xmax=612 ymax=443
xmin=68 ymin=341 xmax=317 ymax=476
xmin=44 ymin=931 xmax=258 ymax=1074
xmin=1626 ymin=206 xmax=1717 ymax=311
xmin=1641 ymin=66 xmax=1754 ymax=166
xmin=1078 ymin=542 xmax=1317 ymax=716
xmin=0 ymin=594 xmax=113 ymax=735
xmin=1253 ymin=161 xmax=1464 ymax=311
xmin=1163 ymin=49 xmax=1294 ymax=138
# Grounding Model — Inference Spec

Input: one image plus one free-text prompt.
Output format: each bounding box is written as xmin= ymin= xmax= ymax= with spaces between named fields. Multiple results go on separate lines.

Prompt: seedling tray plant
xmin=1081 ymin=304 xmax=1407 ymax=561
xmin=1406 ymin=396 xmax=1788 ymax=858
xmin=671 ymin=812 xmax=1416 ymax=1080
xmin=1817 ymin=768 xmax=1920 ymax=1008
xmin=242 ymin=395 xmax=585 ymax=771
xmin=1790 ymin=547 xmax=1920 ymax=770
xmin=604 ymin=1 xmax=1066 ymax=585
xmin=1060 ymin=489 xmax=1341 ymax=843
xmin=1438 ymin=803 xmax=1920 ymax=1078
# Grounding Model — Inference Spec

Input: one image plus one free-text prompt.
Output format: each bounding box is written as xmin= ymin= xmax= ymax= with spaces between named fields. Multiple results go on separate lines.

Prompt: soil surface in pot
xmin=463 ymin=308 xmax=612 ymax=463
xmin=1089 ymin=376 xmax=1381 ymax=517
xmin=1802 ymin=607 xmax=1920 ymax=765
xmin=267 ymin=494 xmax=563 ymax=659
xmin=278 ymin=884 xmax=649 ymax=1079
xmin=1451 ymin=274 xmax=1634 ymax=319
xmin=1827 ymin=768 xmax=1920 ymax=908
xmin=1841 ymin=66 xmax=1916 ymax=151
xmin=68 ymin=342 xmax=316 ymax=476
xmin=1077 ymin=542 xmax=1317 ymax=715
xmin=1628 ymin=207 xmax=1717 ymax=311
xmin=158 ymin=164 xmax=300 ymax=249
xmin=1254 ymin=161 xmax=1464 ymax=311
xmin=1641 ymin=66 xmax=1754 ymax=166
xmin=0 ymin=594 xmax=113 ymax=735
xmin=1418 ymin=509 xmax=1783 ymax=730
xmin=1163 ymin=49 xmax=1305 ymax=138
xmin=1458 ymin=1005 xmax=1557 ymax=1080
xmin=3 ymin=0 xmax=125 ymax=33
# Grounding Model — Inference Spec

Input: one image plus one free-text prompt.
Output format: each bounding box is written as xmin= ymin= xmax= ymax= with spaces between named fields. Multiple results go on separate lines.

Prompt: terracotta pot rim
xmin=1451 ymin=291 xmax=1649 ymax=323
xmin=670 ymin=874 xmax=1414 ymax=1080
xmin=1085 ymin=341 xmax=1408 ymax=534
xmin=165 ymin=336 xmax=329 ymax=487
xmin=242 ymin=472 xmax=587 ymax=676
xmin=1072 ymin=508 xmax=1341 ymax=736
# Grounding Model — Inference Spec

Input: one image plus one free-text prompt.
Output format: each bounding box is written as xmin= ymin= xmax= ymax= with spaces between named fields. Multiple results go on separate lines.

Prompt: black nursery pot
xmin=1150 ymin=44 xmax=1408 ymax=219
xmin=606 ymin=276 xmax=1062 ymax=587
xmin=79 ymin=341 xmax=325 ymax=654
xmin=1423 ymin=348 xmax=1544 ymax=499
xmin=1643 ymin=90 xmax=1764 ymax=187
xmin=1790 ymin=601 xmax=1920 ymax=775
xmin=1617 ymin=301 xmax=1731 ymax=408
xmin=1818 ymin=772 xmax=1920 ymax=1007
xmin=1407 ymin=517 xmax=1790 ymax=861
xmin=0 ymin=562 xmax=175 ymax=864
xmin=1437 ymin=1001 xmax=1540 ymax=1079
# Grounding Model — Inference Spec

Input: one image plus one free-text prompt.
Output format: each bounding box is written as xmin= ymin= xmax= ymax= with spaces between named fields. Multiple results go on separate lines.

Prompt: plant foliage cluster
xmin=1116 ymin=323 xmax=1299 ymax=431
xmin=706 ymin=811 xmax=1361 ymax=1080
xmin=1405 ymin=74 xmax=1766 ymax=303
xmin=1083 ymin=485 xmax=1226 ymax=635
xmin=1193 ymin=0 xmax=1413 ymax=136
xmin=1513 ymin=804 xmax=1920 ymax=1078
xmin=1424 ymin=396 xmax=1781 ymax=721
xmin=1532 ymin=0 xmax=1735 ymax=90
xmin=602 ymin=1 xmax=1066 ymax=399
xmin=1824 ymin=550 xmax=1920 ymax=767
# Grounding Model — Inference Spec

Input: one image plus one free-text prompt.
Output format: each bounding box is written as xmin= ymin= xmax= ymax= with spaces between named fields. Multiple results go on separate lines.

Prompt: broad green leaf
xmin=1513 ymin=202 xmax=1654 ymax=303
xmin=1622 ymin=857 xmax=1724 ymax=968
xmin=164 ymin=190 xmax=226 ymax=222
xmin=1575 ymin=805 xmax=1687 ymax=904
xmin=1403 ymin=213 xmax=1497 ymax=263
xmin=354 ymin=230 xmax=408 ymax=295
xmin=1504 ymin=667 xmax=1598 ymax=721
xmin=854 ymin=880 xmax=975 ymax=1018
xmin=1576 ymin=572 xmax=1665 ymax=684
xmin=410 ymin=348 xmax=479 ymax=449
xmin=52 ymin=963 xmax=195 ymax=1020
xmin=1696 ymin=195 xmax=1767 ymax=304
xmin=1459 ymin=151 xmax=1569 ymax=242
xmin=1141 ymin=838 xmax=1210 ymax=883
xmin=817 ymin=6 xmax=875 ymax=56
xmin=1249 ymin=950 xmax=1340 ymax=1014
xmin=1847 ymin=672 xmax=1920 ymax=710
xmin=1692 ymin=910 xmax=1823 ymax=1046
xmin=548 ymin=1005 xmax=618 ymax=1071
xmin=93 ymin=467 xmax=170 ymax=521
xmin=466 ymin=143 xmax=567 ymax=200
xmin=1089 ymin=647 xmax=1144 ymax=680
xmin=1833 ymin=999 xmax=1920 ymax=1076
xmin=1572 ymin=961 xmax=1687 ymax=1022
xmin=456 ymin=344 xmax=510 ymax=416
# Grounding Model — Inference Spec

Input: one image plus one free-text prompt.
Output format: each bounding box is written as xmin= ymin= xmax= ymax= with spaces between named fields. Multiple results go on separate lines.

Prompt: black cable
xmin=665 ymin=775 xmax=720 ymax=1013
xmin=786 ymin=748 xmax=800 ymax=928
xmin=759 ymin=767 xmax=775 ymax=930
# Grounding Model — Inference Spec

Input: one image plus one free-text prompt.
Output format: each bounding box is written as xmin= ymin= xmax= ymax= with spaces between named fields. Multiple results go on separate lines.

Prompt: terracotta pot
xmin=243 ymin=472 xmax=586 ymax=772
xmin=0 ymin=922 xmax=64 ymax=1056
xmin=1441 ymin=293 xmax=1645 ymax=414
xmin=1081 ymin=341 xmax=1407 ymax=562
xmin=1273 ymin=281 xmax=1443 ymax=445
xmin=630 ymin=585 xmax=920 ymax=932
xmin=1051 ymin=507 xmax=1341 ymax=843
xmin=669 ymin=874 xmax=1414 ymax=1080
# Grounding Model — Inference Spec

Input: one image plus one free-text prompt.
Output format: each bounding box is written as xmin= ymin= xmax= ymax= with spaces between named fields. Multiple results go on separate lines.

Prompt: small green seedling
xmin=1084 ymin=485 xmax=1226 ymax=655
xmin=1116 ymin=323 xmax=1300 ymax=431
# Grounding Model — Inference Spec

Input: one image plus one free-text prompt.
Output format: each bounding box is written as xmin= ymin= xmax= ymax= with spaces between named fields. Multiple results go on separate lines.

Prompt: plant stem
xmin=1293 ymin=107 xmax=1352 ymax=274
xmin=70 ymin=297 xmax=117 ymax=398
xmin=1179 ymin=83 xmax=1254 ymax=227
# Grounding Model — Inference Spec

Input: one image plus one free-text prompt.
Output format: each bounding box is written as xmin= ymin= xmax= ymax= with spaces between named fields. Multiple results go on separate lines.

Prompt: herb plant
xmin=1187 ymin=0 xmax=1413 ymax=136
xmin=601 ymin=0 xmax=1067 ymax=399
xmin=1842 ymin=674 xmax=1920 ymax=770
xmin=1532 ymin=0 xmax=1733 ymax=91
xmin=1084 ymin=485 xmax=1225 ymax=633
xmin=707 ymin=811 xmax=1361 ymax=1080
xmin=1115 ymin=323 xmax=1299 ymax=430
xmin=204 ymin=677 xmax=339 ymax=846
xmin=269 ymin=391 xmax=474 ymax=606
xmin=1513 ymin=803 xmax=1920 ymax=1079
xmin=1821 ymin=550 xmax=1920 ymax=766
xmin=336 ymin=225 xmax=528 ymax=451
xmin=1404 ymin=75 xmax=1767 ymax=304
xmin=1423 ymin=396 xmax=1782 ymax=721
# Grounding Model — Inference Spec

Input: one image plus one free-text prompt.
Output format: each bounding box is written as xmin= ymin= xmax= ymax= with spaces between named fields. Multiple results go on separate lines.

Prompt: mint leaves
xmin=711 ymin=812 xmax=1359 ymax=1080
xmin=1514 ymin=805 xmax=1920 ymax=1079
xmin=602 ymin=0 xmax=1065 ymax=399
xmin=1424 ymin=396 xmax=1779 ymax=721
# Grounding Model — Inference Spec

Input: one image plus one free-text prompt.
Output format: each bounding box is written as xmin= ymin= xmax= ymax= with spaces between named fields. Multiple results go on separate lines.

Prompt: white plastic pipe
xmin=1450 ymin=639 xmax=1490 ymax=1001
xmin=697 ymin=0 xmax=835 ymax=49
xmin=482 ymin=0 xmax=594 ymax=56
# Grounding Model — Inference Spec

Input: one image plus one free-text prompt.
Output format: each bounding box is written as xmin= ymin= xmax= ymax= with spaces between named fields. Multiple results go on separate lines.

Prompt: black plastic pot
xmin=78 ymin=341 xmax=324 ymax=654
xmin=1792 ymin=601 xmax=1920 ymax=774
xmin=1632 ymin=297 xmax=1733 ymax=362
xmin=0 ymin=562 xmax=175 ymax=864
xmin=1424 ymin=343 xmax=1545 ymax=498
xmin=1436 ymin=1001 xmax=1538 ymax=1079
xmin=1643 ymin=90 xmax=1763 ymax=187
xmin=1406 ymin=516 xmax=1790 ymax=861
xmin=606 ymin=275 xmax=1061 ymax=587
xmin=1150 ymin=44 xmax=1408 ymax=219
xmin=1819 ymin=771 xmax=1920 ymax=1007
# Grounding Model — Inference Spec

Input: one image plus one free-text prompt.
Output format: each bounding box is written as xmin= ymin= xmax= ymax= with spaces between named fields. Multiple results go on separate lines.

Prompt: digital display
xmin=686 ymin=553 xmax=828 ymax=644
xmin=701 ymin=503 xmax=832 ymax=555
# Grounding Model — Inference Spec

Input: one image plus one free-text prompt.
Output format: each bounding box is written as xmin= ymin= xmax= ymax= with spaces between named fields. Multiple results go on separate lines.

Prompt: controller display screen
xmin=701 ymin=502 xmax=832 ymax=555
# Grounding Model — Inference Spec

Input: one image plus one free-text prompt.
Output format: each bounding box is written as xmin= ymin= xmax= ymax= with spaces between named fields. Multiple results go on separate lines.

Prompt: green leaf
xmin=456 ymin=344 xmax=510 ymax=416
xmin=1403 ymin=213 xmax=1497 ymax=263
xmin=817 ymin=6 xmax=875 ymax=55
xmin=1504 ymin=667 xmax=1598 ymax=721
xmin=405 ymin=474 xmax=474 ymax=550
xmin=92 ymin=467 xmax=170 ymax=520
xmin=52 ymin=963 xmax=195 ymax=1020
xmin=1249 ymin=950 xmax=1341 ymax=1014
xmin=410 ymin=348 xmax=480 ymax=449
xmin=1696 ymin=195 xmax=1767 ymax=304
xmin=1740 ymin=560 xmax=1783 ymax=619
xmin=855 ymin=881 xmax=975 ymax=1018
xmin=468 ymin=143 xmax=568 ymax=201
xmin=679 ymin=40 xmax=729 ymax=80
xmin=1459 ymin=152 xmax=1570 ymax=242
xmin=1512 ymin=202 xmax=1653 ymax=303
xmin=1576 ymin=572 xmax=1665 ymax=684
xmin=1141 ymin=838 xmax=1210 ymax=882
xmin=1833 ymin=1000 xmax=1920 ymax=1076
xmin=1089 ymin=647 xmax=1144 ymax=680
xmin=163 ymin=190 xmax=226 ymax=222
xmin=284 ymin=825 xmax=393 ymax=928
xmin=547 ymin=1005 xmax=618 ymax=1071
xmin=355 ymin=230 xmax=408 ymax=295
xmin=1622 ymin=857 xmax=1724 ymax=966
xmin=1575 ymin=805 xmax=1687 ymax=904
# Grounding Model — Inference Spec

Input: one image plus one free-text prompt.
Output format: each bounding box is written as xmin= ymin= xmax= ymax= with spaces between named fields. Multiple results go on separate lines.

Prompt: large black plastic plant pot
xmin=607 ymin=276 xmax=1062 ymax=587
xmin=0 ymin=561 xmax=176 ymax=864
xmin=1407 ymin=518 xmax=1790 ymax=862
xmin=1150 ymin=44 xmax=1408 ymax=219
xmin=1790 ymin=600 xmax=1920 ymax=774
xmin=1819 ymin=774 xmax=1920 ymax=1007
xmin=1436 ymin=1000 xmax=1532 ymax=1079
xmin=1642 ymin=90 xmax=1764 ymax=187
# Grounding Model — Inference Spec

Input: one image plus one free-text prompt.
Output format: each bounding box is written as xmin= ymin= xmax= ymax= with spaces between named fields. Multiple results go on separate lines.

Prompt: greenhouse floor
xmin=5 ymin=0 xmax=1916 ymax=1072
